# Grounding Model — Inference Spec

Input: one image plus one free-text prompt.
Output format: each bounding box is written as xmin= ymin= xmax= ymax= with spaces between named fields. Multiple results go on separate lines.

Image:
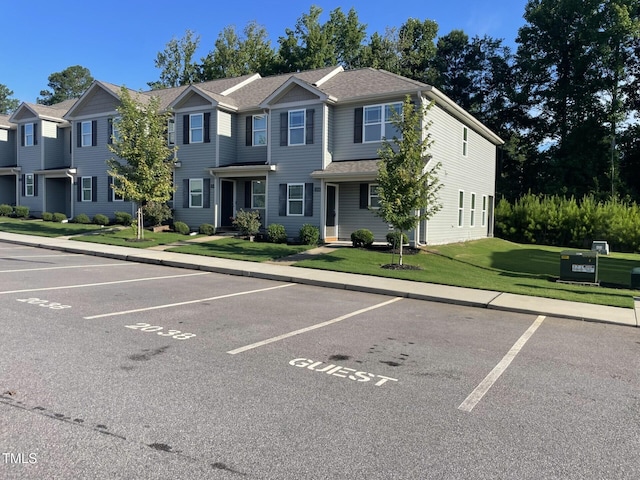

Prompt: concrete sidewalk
xmin=0 ymin=231 xmax=637 ymax=328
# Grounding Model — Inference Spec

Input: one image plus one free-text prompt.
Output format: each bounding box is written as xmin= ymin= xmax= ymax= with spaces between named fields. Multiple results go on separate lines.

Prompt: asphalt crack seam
xmin=0 ymin=394 xmax=247 ymax=475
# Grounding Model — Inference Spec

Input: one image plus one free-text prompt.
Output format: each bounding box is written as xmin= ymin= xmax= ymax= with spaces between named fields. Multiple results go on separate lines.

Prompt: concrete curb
xmin=0 ymin=232 xmax=636 ymax=328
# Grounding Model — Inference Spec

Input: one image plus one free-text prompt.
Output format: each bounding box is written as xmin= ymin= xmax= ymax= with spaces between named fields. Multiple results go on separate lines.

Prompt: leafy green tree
xmin=0 ymin=84 xmax=19 ymax=114
xmin=376 ymin=96 xmax=442 ymax=265
xmin=325 ymin=7 xmax=367 ymax=69
xmin=149 ymin=29 xmax=201 ymax=89
xmin=201 ymin=22 xmax=278 ymax=79
xmin=107 ymin=87 xmax=177 ymax=240
xmin=37 ymin=65 xmax=94 ymax=105
xmin=396 ymin=18 xmax=438 ymax=82
xmin=356 ymin=29 xmax=401 ymax=72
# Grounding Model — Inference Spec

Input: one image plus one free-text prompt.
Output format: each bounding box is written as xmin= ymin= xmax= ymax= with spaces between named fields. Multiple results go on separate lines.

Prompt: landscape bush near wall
xmin=495 ymin=193 xmax=640 ymax=253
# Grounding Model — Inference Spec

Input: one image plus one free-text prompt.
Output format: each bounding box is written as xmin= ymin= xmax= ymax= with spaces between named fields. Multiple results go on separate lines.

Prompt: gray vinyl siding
xmin=337 ymin=183 xmax=389 ymax=242
xmin=424 ymin=103 xmax=496 ymax=245
xmin=42 ymin=120 xmax=68 ymax=169
xmin=331 ymin=97 xmax=415 ymax=161
xmin=217 ymin=110 xmax=236 ymax=167
xmin=234 ymin=112 xmax=268 ymax=166
xmin=172 ymin=108 xmax=217 ymax=228
xmin=276 ymin=85 xmax=319 ymax=104
xmin=73 ymin=116 xmax=136 ymax=220
xmin=266 ymin=103 xmax=322 ymax=237
xmin=17 ymin=121 xmax=43 ymax=214
xmin=72 ymin=88 xmax=119 ymax=117
xmin=0 ymin=128 xmax=16 ymax=167
xmin=0 ymin=176 xmax=16 ymax=204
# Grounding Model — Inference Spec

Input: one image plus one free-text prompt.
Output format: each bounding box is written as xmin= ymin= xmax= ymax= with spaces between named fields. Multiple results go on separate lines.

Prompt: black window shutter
xmin=306 ymin=110 xmax=314 ymax=145
xmin=245 ymin=116 xmax=252 ymax=146
xmin=91 ymin=121 xmax=97 ymax=146
xmin=21 ymin=174 xmax=25 ymax=196
xmin=33 ymin=123 xmax=38 ymax=145
xmin=359 ymin=183 xmax=368 ymax=209
xmin=183 ymin=179 xmax=190 ymax=208
xmin=20 ymin=125 xmax=25 ymax=146
xmin=354 ymin=107 xmax=363 ymax=143
xmin=33 ymin=174 xmax=38 ymax=197
xmin=304 ymin=183 xmax=313 ymax=216
xmin=183 ymin=115 xmax=190 ymax=144
xmin=77 ymin=122 xmax=82 ymax=148
xmin=204 ymin=112 xmax=211 ymax=143
xmin=278 ymin=184 xmax=287 ymax=216
xmin=108 ymin=176 xmax=113 ymax=202
xmin=77 ymin=180 xmax=82 ymax=201
xmin=203 ymin=178 xmax=211 ymax=208
xmin=280 ymin=112 xmax=288 ymax=146
xmin=92 ymin=176 xmax=98 ymax=202
xmin=108 ymin=118 xmax=113 ymax=145
xmin=245 ymin=181 xmax=251 ymax=208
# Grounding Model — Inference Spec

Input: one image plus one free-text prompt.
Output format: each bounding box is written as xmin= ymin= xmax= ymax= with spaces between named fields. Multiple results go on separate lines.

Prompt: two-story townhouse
xmin=8 ymin=100 xmax=77 ymax=217
xmin=3 ymin=66 xmax=503 ymax=247
xmin=0 ymin=114 xmax=18 ymax=206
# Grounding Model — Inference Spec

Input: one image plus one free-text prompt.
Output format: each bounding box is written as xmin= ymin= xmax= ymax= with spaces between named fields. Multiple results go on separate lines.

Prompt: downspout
xmin=11 ymin=168 xmax=20 ymax=206
xmin=65 ymin=171 xmax=75 ymax=219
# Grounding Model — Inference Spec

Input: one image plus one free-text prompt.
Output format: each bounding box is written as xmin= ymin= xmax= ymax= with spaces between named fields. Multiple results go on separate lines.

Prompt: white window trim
xmin=168 ymin=117 xmax=176 ymax=146
xmin=251 ymin=180 xmax=266 ymax=209
xmin=81 ymin=176 xmax=92 ymax=202
xmin=111 ymin=117 xmax=121 ymax=143
xmin=470 ymin=192 xmax=476 ymax=227
xmin=189 ymin=113 xmax=204 ymax=144
xmin=252 ymin=114 xmax=267 ymax=147
xmin=81 ymin=121 xmax=92 ymax=147
xmin=457 ymin=190 xmax=464 ymax=228
xmin=112 ymin=176 xmax=124 ymax=202
xmin=288 ymin=109 xmax=306 ymax=146
xmin=25 ymin=173 xmax=34 ymax=197
xmin=363 ymin=102 xmax=403 ymax=143
xmin=189 ymin=178 xmax=204 ymax=208
xmin=368 ymin=183 xmax=380 ymax=209
xmin=25 ymin=123 xmax=34 ymax=147
xmin=481 ymin=195 xmax=487 ymax=227
xmin=462 ymin=127 xmax=468 ymax=157
xmin=287 ymin=183 xmax=304 ymax=216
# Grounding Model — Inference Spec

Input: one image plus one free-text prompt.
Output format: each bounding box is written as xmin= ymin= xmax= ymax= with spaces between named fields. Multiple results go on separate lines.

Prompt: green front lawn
xmin=71 ymin=228 xmax=198 ymax=249
xmin=293 ymin=238 xmax=639 ymax=308
xmin=167 ymin=237 xmax=313 ymax=262
xmin=0 ymin=217 xmax=104 ymax=237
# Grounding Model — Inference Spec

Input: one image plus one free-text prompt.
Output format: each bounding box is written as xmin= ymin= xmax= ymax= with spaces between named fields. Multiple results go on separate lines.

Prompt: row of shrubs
xmin=495 ymin=193 xmax=640 ymax=253
xmin=350 ymin=229 xmax=409 ymax=248
xmin=0 ymin=204 xmax=30 ymax=218
xmin=231 ymin=209 xmax=320 ymax=245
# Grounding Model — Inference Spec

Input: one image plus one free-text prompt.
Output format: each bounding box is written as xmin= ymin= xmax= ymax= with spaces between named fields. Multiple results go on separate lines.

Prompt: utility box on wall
xmin=559 ymin=250 xmax=599 ymax=284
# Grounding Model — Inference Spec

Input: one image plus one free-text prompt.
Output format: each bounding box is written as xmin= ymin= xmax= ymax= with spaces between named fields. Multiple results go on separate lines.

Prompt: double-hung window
xmin=369 ymin=184 xmax=380 ymax=209
xmin=470 ymin=193 xmax=476 ymax=227
xmin=363 ymin=102 xmax=402 ymax=142
xmin=189 ymin=178 xmax=203 ymax=208
xmin=25 ymin=124 xmax=34 ymax=146
xmin=81 ymin=176 xmax=93 ymax=202
xmin=458 ymin=190 xmax=464 ymax=227
xmin=253 ymin=115 xmax=267 ymax=146
xmin=25 ymin=174 xmax=34 ymax=196
xmin=81 ymin=121 xmax=92 ymax=147
xmin=288 ymin=110 xmax=305 ymax=146
xmin=190 ymin=114 xmax=203 ymax=143
xmin=287 ymin=183 xmax=304 ymax=215
xmin=168 ymin=117 xmax=176 ymax=146
xmin=462 ymin=127 xmax=468 ymax=156
xmin=112 ymin=176 xmax=124 ymax=202
xmin=481 ymin=195 xmax=487 ymax=227
xmin=252 ymin=180 xmax=266 ymax=208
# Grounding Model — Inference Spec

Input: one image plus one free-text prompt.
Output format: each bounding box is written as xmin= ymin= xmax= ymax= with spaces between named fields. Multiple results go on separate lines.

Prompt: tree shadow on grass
xmin=0 ymin=221 xmax=98 ymax=237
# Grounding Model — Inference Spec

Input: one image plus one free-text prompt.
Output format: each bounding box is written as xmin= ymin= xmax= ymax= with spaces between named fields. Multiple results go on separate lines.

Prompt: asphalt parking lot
xmin=1 ymin=242 xmax=639 ymax=479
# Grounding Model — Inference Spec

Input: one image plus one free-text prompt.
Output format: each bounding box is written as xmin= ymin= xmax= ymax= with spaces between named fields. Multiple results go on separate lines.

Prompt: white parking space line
xmin=227 ymin=297 xmax=403 ymax=355
xmin=84 ymin=283 xmax=297 ymax=319
xmin=0 ymin=272 xmax=211 ymax=295
xmin=0 ymin=263 xmax=130 ymax=274
xmin=0 ymin=254 xmax=77 ymax=258
xmin=458 ymin=315 xmax=546 ymax=413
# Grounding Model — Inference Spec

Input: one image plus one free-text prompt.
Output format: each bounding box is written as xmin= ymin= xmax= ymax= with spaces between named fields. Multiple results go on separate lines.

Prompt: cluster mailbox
xmin=559 ymin=250 xmax=598 ymax=284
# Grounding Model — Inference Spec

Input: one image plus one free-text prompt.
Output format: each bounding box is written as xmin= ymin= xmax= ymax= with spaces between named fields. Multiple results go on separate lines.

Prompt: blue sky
xmin=1 ymin=0 xmax=529 ymax=104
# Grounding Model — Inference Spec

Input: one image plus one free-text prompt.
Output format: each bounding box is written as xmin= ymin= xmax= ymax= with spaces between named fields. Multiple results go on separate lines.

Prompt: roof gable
xmin=260 ymin=77 xmax=334 ymax=108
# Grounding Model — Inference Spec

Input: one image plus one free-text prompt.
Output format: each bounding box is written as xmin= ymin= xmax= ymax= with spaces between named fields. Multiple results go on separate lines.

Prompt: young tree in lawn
xmin=107 ymin=87 xmax=177 ymax=240
xmin=376 ymin=95 xmax=442 ymax=266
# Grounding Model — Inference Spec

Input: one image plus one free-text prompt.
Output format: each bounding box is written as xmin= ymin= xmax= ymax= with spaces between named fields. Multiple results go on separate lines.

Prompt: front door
xmin=325 ymin=184 xmax=337 ymax=240
xmin=221 ymin=180 xmax=234 ymax=227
